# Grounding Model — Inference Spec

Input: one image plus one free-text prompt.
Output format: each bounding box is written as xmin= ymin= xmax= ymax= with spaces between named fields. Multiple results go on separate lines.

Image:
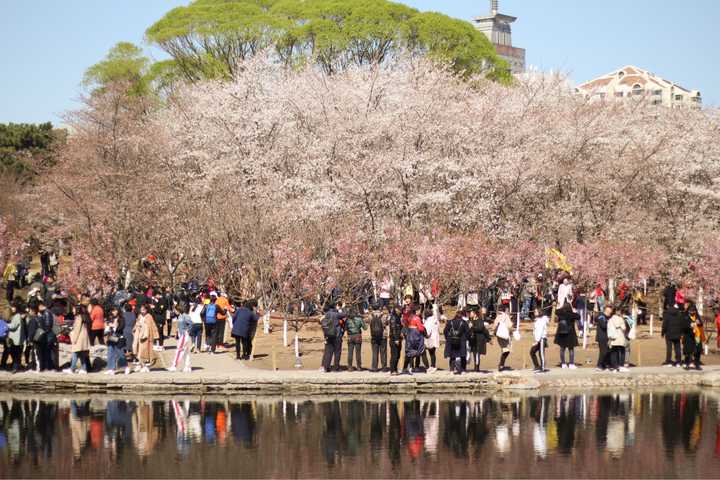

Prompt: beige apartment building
xmin=576 ymin=65 xmax=702 ymax=108
xmin=473 ymin=0 xmax=526 ymax=74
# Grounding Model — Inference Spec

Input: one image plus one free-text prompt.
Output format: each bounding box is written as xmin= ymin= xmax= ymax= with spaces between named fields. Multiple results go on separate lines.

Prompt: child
xmin=530 ymin=308 xmax=549 ymax=373
xmin=168 ymin=305 xmax=193 ymax=373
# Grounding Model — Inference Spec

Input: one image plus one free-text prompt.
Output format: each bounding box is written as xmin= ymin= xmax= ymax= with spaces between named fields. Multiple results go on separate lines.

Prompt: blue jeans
xmin=521 ymin=297 xmax=533 ymax=319
xmin=107 ymin=344 xmax=126 ymax=370
xmin=190 ymin=324 xmax=203 ymax=350
xmin=70 ymin=351 xmax=90 ymax=371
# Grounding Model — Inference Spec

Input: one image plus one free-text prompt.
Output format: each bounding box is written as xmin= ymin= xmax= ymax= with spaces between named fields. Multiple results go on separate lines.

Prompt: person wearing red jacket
xmin=715 ymin=310 xmax=720 ymax=349
xmin=402 ymin=305 xmax=426 ymax=374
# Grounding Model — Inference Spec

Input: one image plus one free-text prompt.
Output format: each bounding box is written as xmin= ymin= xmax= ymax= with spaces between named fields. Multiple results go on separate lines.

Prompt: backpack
xmin=370 ymin=314 xmax=384 ymax=338
xmin=0 ymin=319 xmax=7 ymax=338
xmin=205 ymin=304 xmax=217 ymax=324
xmin=448 ymin=320 xmax=462 ymax=348
xmin=321 ymin=312 xmax=337 ymax=339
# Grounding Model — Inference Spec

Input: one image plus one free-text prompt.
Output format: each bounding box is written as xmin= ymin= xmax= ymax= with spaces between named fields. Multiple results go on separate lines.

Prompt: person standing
xmin=88 ymin=299 xmax=106 ymax=346
xmin=320 ymin=304 xmax=346 ymax=373
xmin=64 ymin=306 xmax=91 ymax=374
xmin=469 ymin=308 xmax=491 ymax=372
xmin=151 ymin=293 xmax=167 ymax=351
xmin=202 ymin=294 xmax=220 ymax=354
xmin=554 ymin=298 xmax=580 ymax=369
xmin=388 ymin=306 xmax=403 ymax=375
xmin=231 ymin=301 xmax=259 ymax=361
xmin=443 ymin=311 xmax=469 ymax=375
xmin=35 ymin=300 xmax=57 ymax=371
xmin=607 ymin=311 xmax=629 ymax=373
xmin=369 ymin=305 xmax=388 ymax=372
xmin=132 ymin=304 xmax=159 ymax=372
xmin=122 ymin=303 xmax=136 ymax=364
xmin=215 ymin=292 xmax=233 ymax=351
xmin=422 ymin=307 xmax=440 ymax=373
xmin=346 ymin=308 xmax=367 ymax=371
xmin=402 ymin=306 xmax=426 ymax=375
xmin=493 ymin=305 xmax=514 ymax=371
xmin=661 ymin=298 xmax=686 ymax=367
xmin=530 ymin=308 xmax=549 ymax=373
xmin=105 ymin=307 xmax=129 ymax=375
xmin=684 ymin=306 xmax=705 ymax=371
xmin=168 ymin=304 xmax=193 ymax=372
xmin=188 ymin=302 xmax=204 ymax=352
xmin=24 ymin=304 xmax=40 ymax=372
xmin=595 ymin=306 xmax=613 ymax=371
xmin=2 ymin=259 xmax=17 ymax=303
xmin=5 ymin=303 xmax=25 ymax=373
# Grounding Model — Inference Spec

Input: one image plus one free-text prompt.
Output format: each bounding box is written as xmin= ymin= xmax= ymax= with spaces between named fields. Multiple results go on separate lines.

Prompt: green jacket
xmin=345 ymin=316 xmax=367 ymax=336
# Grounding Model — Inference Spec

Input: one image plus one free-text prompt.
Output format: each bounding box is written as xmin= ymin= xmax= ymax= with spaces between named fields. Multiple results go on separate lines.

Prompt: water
xmin=1 ymin=390 xmax=719 ymax=478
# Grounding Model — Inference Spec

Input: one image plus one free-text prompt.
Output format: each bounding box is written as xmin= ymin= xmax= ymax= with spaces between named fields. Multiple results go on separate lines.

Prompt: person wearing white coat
xmin=422 ymin=308 xmax=441 ymax=373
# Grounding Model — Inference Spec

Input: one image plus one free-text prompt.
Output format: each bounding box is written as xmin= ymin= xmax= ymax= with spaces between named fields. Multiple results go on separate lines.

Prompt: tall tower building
xmin=473 ymin=0 xmax=526 ymax=74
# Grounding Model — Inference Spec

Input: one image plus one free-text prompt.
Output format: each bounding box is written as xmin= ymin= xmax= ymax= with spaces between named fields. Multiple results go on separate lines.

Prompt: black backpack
xmin=321 ymin=312 xmax=337 ymax=339
xmin=448 ymin=320 xmax=462 ymax=348
xmin=370 ymin=314 xmax=384 ymax=338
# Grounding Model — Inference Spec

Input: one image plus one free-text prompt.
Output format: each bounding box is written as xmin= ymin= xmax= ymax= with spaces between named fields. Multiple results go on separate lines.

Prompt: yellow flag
xmin=545 ymin=248 xmax=573 ymax=273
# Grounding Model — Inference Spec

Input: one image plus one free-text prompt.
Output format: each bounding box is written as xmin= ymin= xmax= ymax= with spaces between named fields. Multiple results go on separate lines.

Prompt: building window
xmin=653 ymin=90 xmax=663 ymax=95
xmin=618 ymin=71 xmax=625 ymax=78
xmin=615 ymin=92 xmax=624 ymax=97
xmin=675 ymin=94 xmax=684 ymax=101
xmin=652 ymin=99 xmax=662 ymax=105
xmin=632 ymin=84 xmax=644 ymax=96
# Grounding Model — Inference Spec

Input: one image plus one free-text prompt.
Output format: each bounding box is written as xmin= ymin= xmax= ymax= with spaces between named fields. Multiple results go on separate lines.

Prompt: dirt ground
xmin=184 ymin=316 xmax=720 ymax=374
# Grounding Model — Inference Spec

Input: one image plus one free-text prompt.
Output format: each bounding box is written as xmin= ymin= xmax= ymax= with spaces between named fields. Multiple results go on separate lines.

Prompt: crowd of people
xmin=0 ymin=253 xmax=717 ymax=377
xmin=0 ymin=277 xmax=261 ymax=375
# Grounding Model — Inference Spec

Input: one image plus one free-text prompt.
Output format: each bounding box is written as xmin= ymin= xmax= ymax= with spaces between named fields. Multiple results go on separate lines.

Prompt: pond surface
xmin=0 ymin=391 xmax=719 ymax=478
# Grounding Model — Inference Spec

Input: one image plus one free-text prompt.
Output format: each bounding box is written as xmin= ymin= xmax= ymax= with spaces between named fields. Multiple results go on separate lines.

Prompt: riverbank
xmin=2 ymin=364 xmax=720 ymax=395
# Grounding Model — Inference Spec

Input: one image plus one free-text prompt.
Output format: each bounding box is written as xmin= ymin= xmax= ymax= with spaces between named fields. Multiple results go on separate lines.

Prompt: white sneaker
xmin=78 ymin=370 xmax=87 ymax=375
xmin=182 ymin=367 xmax=192 ymax=373
xmin=568 ymin=364 xmax=578 ymax=370
xmin=134 ymin=365 xmax=143 ymax=373
xmin=318 ymin=367 xmax=326 ymax=373
xmin=561 ymin=364 xmax=568 ymax=369
xmin=62 ymin=368 xmax=74 ymax=374
xmin=104 ymin=370 xmax=115 ymax=375
xmin=124 ymin=367 xmax=131 ymax=375
xmin=618 ymin=367 xmax=630 ymax=373
xmin=167 ymin=366 xmax=177 ymax=372
xmin=141 ymin=366 xmax=150 ymax=373
xmin=428 ymin=367 xmax=437 ymax=373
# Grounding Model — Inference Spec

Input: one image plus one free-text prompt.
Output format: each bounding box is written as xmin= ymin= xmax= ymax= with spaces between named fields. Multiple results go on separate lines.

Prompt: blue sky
xmin=1 ymin=0 xmax=718 ymax=125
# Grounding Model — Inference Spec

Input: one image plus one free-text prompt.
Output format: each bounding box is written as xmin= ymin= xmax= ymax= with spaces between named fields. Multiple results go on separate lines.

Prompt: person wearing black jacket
xmin=444 ymin=312 xmax=470 ymax=374
xmin=595 ymin=306 xmax=613 ymax=371
xmin=35 ymin=301 xmax=57 ymax=371
xmin=662 ymin=301 xmax=688 ymax=367
xmin=469 ymin=309 xmax=492 ymax=372
xmin=152 ymin=293 xmax=168 ymax=350
xmin=24 ymin=304 xmax=40 ymax=371
xmin=232 ymin=301 xmax=259 ymax=360
xmin=554 ymin=300 xmax=580 ymax=369
xmin=388 ymin=307 xmax=403 ymax=375
xmin=320 ymin=304 xmax=346 ymax=372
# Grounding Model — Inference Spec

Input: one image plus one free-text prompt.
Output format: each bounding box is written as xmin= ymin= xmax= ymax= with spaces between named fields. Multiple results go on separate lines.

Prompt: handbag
xmin=496 ymin=321 xmax=510 ymax=340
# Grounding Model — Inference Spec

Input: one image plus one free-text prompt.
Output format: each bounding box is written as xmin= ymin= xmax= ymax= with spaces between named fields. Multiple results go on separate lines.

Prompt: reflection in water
xmin=1 ymin=391 xmax=719 ymax=478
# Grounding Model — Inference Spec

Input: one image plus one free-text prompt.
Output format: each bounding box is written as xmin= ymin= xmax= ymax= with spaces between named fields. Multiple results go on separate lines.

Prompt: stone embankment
xmin=2 ymin=366 xmax=720 ymax=395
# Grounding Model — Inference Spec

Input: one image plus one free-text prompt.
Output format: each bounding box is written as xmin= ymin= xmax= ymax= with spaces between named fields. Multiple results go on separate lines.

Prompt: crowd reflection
xmin=0 ymin=392 xmax=718 ymax=475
